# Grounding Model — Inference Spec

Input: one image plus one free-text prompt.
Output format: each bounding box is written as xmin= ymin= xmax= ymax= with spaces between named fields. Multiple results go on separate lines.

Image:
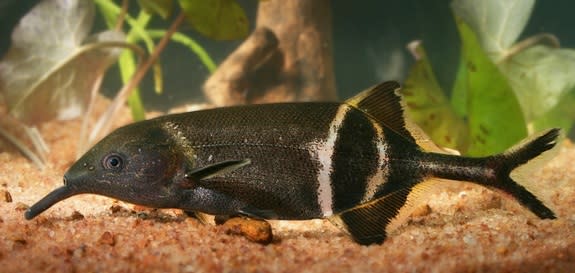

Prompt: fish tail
xmin=329 ymin=128 xmax=561 ymax=245
xmin=488 ymin=128 xmax=560 ymax=219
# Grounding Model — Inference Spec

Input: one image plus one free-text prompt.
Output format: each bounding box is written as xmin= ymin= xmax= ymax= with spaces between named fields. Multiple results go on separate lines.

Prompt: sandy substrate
xmin=0 ymin=102 xmax=574 ymax=273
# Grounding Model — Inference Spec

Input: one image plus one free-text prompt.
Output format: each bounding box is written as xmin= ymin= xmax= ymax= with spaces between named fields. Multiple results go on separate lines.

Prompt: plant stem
xmin=75 ymin=41 xmax=146 ymax=155
xmin=90 ymin=12 xmax=186 ymax=143
xmin=115 ymin=0 xmax=129 ymax=31
xmin=0 ymin=125 xmax=46 ymax=169
xmin=497 ymin=33 xmax=560 ymax=63
xmin=146 ymin=30 xmax=217 ymax=73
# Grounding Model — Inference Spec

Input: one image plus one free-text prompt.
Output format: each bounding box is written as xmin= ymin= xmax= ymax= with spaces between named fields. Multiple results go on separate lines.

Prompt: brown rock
xmin=68 ymin=210 xmax=84 ymax=221
xmin=98 ymin=231 xmax=116 ymax=246
xmin=223 ymin=217 xmax=273 ymax=244
xmin=411 ymin=204 xmax=432 ymax=217
xmin=1 ymin=190 xmax=12 ymax=203
xmin=14 ymin=202 xmax=29 ymax=211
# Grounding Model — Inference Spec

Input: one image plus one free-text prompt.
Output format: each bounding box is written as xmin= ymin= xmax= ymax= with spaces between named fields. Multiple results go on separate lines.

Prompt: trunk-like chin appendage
xmin=25 ymin=186 xmax=77 ymax=220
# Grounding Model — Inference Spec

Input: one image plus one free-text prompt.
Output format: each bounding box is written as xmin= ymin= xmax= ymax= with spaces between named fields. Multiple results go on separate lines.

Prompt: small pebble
xmin=1 ymin=190 xmax=12 ymax=203
xmin=98 ymin=231 xmax=116 ymax=246
xmin=411 ymin=204 xmax=432 ymax=217
xmin=12 ymin=239 xmax=27 ymax=250
xmin=68 ymin=211 xmax=84 ymax=221
xmin=109 ymin=205 xmax=132 ymax=216
xmin=15 ymin=202 xmax=29 ymax=211
xmin=496 ymin=246 xmax=508 ymax=255
xmin=223 ymin=217 xmax=273 ymax=245
xmin=73 ymin=245 xmax=87 ymax=258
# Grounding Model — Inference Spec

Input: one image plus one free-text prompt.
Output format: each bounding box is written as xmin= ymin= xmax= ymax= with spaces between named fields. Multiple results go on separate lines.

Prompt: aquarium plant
xmin=0 ymin=0 xmax=249 ymax=167
xmin=402 ymin=0 xmax=575 ymax=156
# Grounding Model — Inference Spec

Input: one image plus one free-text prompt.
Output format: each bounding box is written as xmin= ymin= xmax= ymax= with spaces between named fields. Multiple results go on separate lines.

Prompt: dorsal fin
xmin=346 ymin=81 xmax=454 ymax=153
xmin=346 ymin=81 xmax=415 ymax=142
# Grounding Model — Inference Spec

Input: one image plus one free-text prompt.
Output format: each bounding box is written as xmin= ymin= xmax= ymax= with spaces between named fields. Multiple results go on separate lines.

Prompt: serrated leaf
xmin=0 ymin=0 xmax=124 ymax=124
xmin=451 ymin=0 xmax=534 ymax=61
xmin=498 ymin=45 xmax=575 ymax=133
xmin=137 ymin=0 xmax=173 ymax=19
xmin=453 ymin=17 xmax=526 ymax=156
xmin=401 ymin=41 xmax=468 ymax=151
xmin=179 ymin=0 xmax=249 ymax=40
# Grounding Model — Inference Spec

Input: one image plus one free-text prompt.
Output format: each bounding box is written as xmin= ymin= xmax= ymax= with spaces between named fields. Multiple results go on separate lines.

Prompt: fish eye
xmin=102 ymin=153 xmax=124 ymax=170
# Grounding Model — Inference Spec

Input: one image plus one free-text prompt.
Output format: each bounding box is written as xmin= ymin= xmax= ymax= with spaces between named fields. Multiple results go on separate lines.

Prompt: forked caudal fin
xmin=489 ymin=128 xmax=560 ymax=220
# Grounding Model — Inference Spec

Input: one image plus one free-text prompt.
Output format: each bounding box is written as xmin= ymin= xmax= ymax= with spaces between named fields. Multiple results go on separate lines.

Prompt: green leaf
xmin=401 ymin=41 xmax=468 ymax=151
xmin=451 ymin=0 xmax=575 ymax=138
xmin=453 ymin=17 xmax=526 ymax=156
xmin=451 ymin=54 xmax=468 ymax=117
xmin=137 ymin=0 xmax=174 ymax=19
xmin=532 ymin=88 xmax=575 ymax=133
xmin=0 ymin=0 xmax=124 ymax=124
xmin=498 ymin=45 xmax=575 ymax=133
xmin=95 ymin=0 xmax=154 ymax=121
xmin=451 ymin=0 xmax=534 ymax=61
xmin=179 ymin=0 xmax=249 ymax=40
xmin=119 ymin=10 xmax=153 ymax=121
xmin=118 ymin=48 xmax=146 ymax=121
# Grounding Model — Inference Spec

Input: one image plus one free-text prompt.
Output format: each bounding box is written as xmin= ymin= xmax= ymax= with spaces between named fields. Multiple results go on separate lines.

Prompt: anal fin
xmin=329 ymin=188 xmax=411 ymax=245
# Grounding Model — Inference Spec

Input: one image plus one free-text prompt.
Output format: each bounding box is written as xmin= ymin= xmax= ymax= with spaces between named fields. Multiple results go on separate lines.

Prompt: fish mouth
xmin=24 ymin=185 xmax=77 ymax=220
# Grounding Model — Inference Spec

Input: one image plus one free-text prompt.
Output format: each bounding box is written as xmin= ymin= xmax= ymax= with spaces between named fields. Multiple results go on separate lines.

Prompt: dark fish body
xmin=25 ymin=81 xmax=559 ymax=245
xmin=140 ymin=101 xmax=418 ymax=219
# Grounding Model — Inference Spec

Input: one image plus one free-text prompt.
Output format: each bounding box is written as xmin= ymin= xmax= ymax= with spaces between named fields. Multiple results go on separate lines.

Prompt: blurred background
xmin=1 ymin=0 xmax=573 ymax=109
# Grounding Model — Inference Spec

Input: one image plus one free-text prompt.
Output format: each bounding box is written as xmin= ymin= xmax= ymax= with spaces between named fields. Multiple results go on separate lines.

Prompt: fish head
xmin=25 ymin=121 xmax=190 ymax=220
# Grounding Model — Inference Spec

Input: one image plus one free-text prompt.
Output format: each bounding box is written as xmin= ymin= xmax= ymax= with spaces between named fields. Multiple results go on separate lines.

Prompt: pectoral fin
xmin=237 ymin=207 xmax=279 ymax=220
xmin=185 ymin=159 xmax=251 ymax=182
